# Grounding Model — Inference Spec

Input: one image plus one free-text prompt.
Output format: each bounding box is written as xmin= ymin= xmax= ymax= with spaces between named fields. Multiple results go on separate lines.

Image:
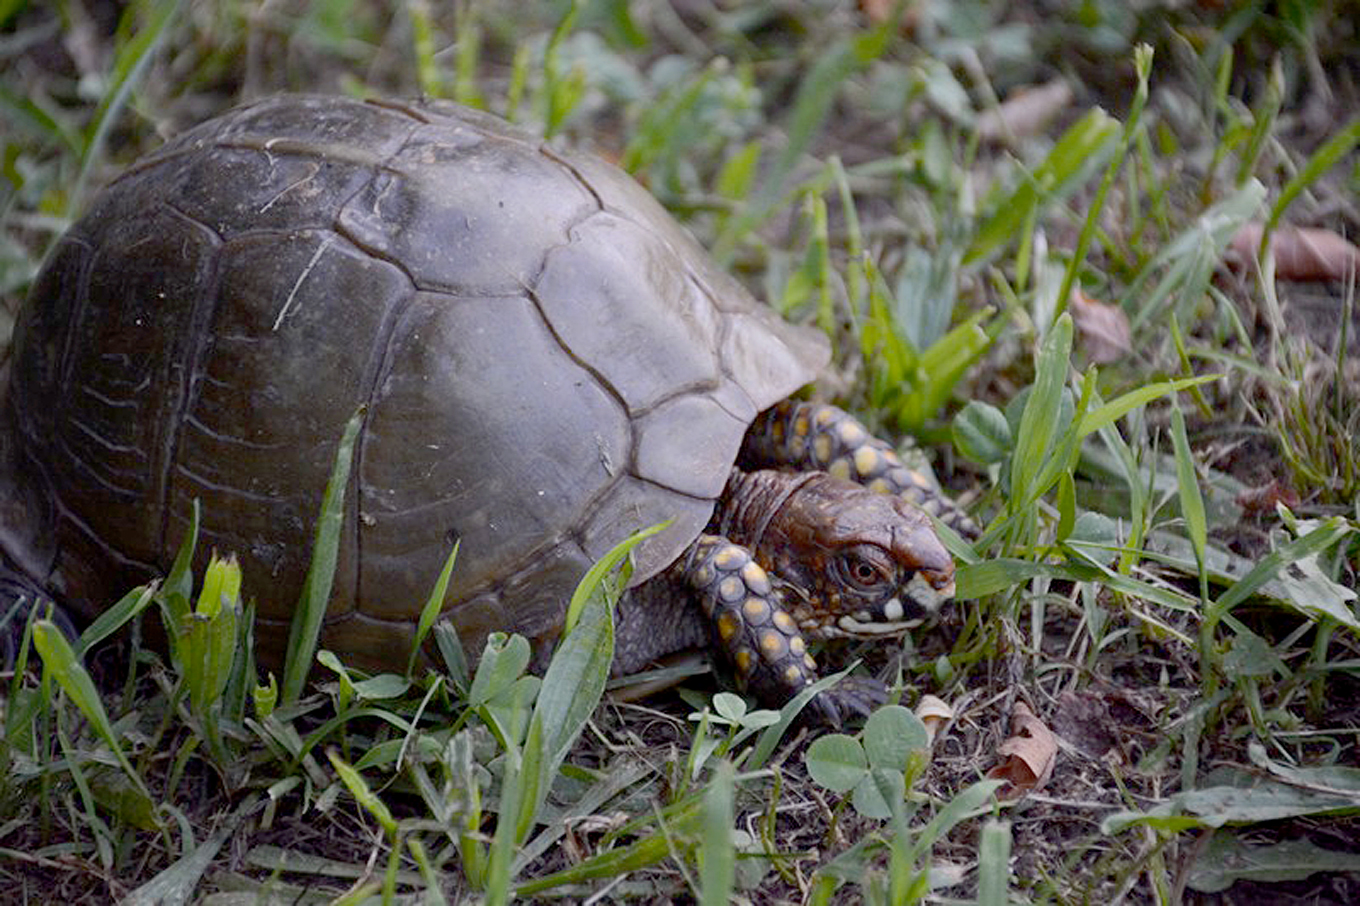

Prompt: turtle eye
xmin=835 ymin=549 xmax=892 ymax=593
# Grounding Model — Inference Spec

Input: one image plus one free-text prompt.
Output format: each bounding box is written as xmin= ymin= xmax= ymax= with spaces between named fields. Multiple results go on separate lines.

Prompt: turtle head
xmin=732 ymin=470 xmax=955 ymax=640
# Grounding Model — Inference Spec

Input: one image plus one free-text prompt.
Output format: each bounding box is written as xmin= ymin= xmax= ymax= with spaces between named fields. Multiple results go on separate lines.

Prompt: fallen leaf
xmin=977 ymin=81 xmax=1074 ymax=143
xmin=859 ymin=0 xmax=891 ymax=22
xmin=1070 ymin=288 xmax=1132 ymax=363
xmin=563 ymin=811 xmax=630 ymax=862
xmin=1228 ymin=222 xmax=1360 ymax=282
xmin=928 ymin=860 xmax=971 ymax=890
xmin=986 ymin=701 xmax=1057 ymax=799
xmin=859 ymin=0 xmax=921 ymax=31
xmin=914 ymin=694 xmax=954 ymax=744
xmin=1235 ymin=478 xmax=1301 ymax=515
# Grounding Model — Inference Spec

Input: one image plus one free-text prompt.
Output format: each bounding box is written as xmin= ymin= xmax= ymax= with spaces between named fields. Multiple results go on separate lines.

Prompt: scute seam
xmin=540 ymin=146 xmax=605 ymax=212
xmin=155 ymin=205 xmax=227 ymax=560
xmin=362 ymin=97 xmax=435 ymax=125
xmin=48 ymin=237 xmax=98 ymax=436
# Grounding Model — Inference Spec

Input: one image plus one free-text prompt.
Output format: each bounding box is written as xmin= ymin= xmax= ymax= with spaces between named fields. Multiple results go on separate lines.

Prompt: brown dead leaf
xmin=1070 ymin=288 xmax=1132 ymax=364
xmin=986 ymin=701 xmax=1057 ymax=799
xmin=859 ymin=0 xmax=921 ymax=31
xmin=977 ymin=81 xmax=1074 ymax=143
xmin=859 ymin=0 xmax=892 ymax=22
xmin=563 ymin=811 xmax=630 ymax=862
xmin=1228 ymin=222 xmax=1360 ymax=282
xmin=1236 ymin=478 xmax=1301 ymax=515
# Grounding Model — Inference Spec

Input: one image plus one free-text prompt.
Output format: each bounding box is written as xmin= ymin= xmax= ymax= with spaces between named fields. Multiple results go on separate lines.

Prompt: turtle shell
xmin=5 ymin=96 xmax=829 ymax=667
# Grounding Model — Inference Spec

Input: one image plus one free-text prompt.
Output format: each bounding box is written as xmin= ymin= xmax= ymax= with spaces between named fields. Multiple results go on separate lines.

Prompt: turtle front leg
xmin=676 ymin=533 xmax=882 ymax=726
xmin=742 ymin=400 xmax=977 ymax=537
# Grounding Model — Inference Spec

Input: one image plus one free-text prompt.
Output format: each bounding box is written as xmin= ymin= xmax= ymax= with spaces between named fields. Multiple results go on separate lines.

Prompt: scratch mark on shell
xmin=272 ymin=235 xmax=332 ymax=331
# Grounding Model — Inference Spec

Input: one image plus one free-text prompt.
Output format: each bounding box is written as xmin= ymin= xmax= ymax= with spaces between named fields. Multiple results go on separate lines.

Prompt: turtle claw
xmin=806 ymin=689 xmax=846 ymax=727
xmin=810 ymin=675 xmax=889 ymax=726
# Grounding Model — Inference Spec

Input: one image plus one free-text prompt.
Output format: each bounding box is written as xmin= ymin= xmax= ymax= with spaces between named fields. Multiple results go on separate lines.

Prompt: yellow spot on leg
xmin=759 ymin=630 xmax=787 ymax=658
xmin=718 ymin=576 xmax=746 ymax=602
xmin=714 ymin=545 xmax=747 ymax=569
xmin=836 ymin=420 xmax=867 ymax=446
xmin=742 ymin=597 xmax=772 ymax=624
xmin=854 ymin=446 xmax=883 ymax=478
xmin=717 ymin=612 xmax=741 ymax=642
xmin=735 ymin=648 xmax=755 ymax=676
xmin=740 ymin=561 xmax=769 ymax=585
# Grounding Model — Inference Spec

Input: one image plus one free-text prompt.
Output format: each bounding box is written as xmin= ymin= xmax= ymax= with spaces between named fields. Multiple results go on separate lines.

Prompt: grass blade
xmin=157 ymin=498 xmax=201 ymax=647
xmin=1208 ymin=517 xmax=1354 ymax=624
xmin=73 ymin=0 xmax=182 ymax=211
xmin=282 ymin=407 xmax=365 ymax=706
xmin=699 ymin=761 xmax=736 ymax=906
xmin=521 ymin=527 xmax=654 ymax=828
xmin=1077 ymin=375 xmax=1220 ymax=437
xmin=77 ymin=584 xmax=156 ymax=656
xmin=1170 ymin=405 xmax=1209 ymax=590
xmin=1053 ymin=45 xmax=1151 ymax=321
xmin=1125 ymin=180 xmax=1265 ymax=332
xmin=713 ymin=21 xmax=894 ymax=263
xmin=1009 ymin=312 xmax=1072 ymax=509
xmin=964 ymin=108 xmax=1121 ymax=267
xmin=407 ymin=540 xmax=459 ymax=679
xmin=975 ymin=819 xmax=1013 ymax=906
xmin=564 ymin=521 xmax=666 ymax=632
xmin=32 ymin=620 xmax=157 ymax=815
xmin=1263 ymin=116 xmax=1360 ymax=238
xmin=327 ymin=748 xmax=397 ymax=837
xmin=515 ymin=799 xmax=703 ymax=896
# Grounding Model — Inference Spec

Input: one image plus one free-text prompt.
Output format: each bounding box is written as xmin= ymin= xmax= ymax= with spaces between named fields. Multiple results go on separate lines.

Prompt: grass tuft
xmin=3 ymin=2 xmax=1360 ymax=901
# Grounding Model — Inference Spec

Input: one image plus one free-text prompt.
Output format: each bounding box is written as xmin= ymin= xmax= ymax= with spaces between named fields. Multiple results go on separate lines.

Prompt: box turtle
xmin=0 ymin=96 xmax=961 ymax=723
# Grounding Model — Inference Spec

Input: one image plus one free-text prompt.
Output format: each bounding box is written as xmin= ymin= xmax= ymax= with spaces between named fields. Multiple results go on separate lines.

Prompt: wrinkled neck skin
xmin=714 ymin=469 xmax=819 ymax=561
xmin=716 ymin=468 xmax=955 ymax=636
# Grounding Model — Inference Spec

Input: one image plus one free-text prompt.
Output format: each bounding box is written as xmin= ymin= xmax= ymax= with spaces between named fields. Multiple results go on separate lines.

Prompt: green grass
xmin=3 ymin=0 xmax=1360 ymax=901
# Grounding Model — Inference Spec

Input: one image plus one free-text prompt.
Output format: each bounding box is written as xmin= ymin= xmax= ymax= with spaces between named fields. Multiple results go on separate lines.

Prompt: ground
xmin=2 ymin=1 xmax=1359 ymax=903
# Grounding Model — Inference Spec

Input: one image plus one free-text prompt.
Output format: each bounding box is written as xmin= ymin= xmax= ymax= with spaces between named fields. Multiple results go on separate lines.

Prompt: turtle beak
xmin=908 ymin=567 xmax=953 ymax=613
